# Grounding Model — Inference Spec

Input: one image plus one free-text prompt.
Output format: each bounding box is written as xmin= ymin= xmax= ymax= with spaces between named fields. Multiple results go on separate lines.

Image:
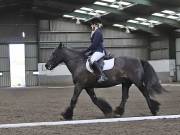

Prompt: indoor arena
xmin=0 ymin=0 xmax=180 ymax=134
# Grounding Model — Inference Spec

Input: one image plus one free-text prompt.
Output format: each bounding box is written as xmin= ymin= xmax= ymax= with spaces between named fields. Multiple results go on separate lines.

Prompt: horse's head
xmin=45 ymin=43 xmax=64 ymax=70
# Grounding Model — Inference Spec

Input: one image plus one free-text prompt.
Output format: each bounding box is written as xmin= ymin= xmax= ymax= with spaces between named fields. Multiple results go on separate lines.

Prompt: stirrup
xmin=97 ymin=75 xmax=108 ymax=83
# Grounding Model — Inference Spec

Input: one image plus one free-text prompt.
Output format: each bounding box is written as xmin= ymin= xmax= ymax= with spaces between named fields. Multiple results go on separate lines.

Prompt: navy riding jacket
xmin=85 ymin=28 xmax=105 ymax=53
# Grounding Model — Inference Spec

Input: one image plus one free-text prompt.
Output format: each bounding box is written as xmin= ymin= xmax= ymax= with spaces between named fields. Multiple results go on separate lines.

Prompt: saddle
xmin=87 ymin=52 xmax=114 ymax=73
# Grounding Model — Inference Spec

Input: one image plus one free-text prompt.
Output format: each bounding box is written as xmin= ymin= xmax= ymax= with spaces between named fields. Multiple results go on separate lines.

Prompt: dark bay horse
xmin=45 ymin=43 xmax=166 ymax=120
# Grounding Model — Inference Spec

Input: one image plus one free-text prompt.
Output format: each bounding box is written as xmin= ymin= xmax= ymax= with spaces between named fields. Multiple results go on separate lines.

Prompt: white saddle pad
xmin=86 ymin=58 xmax=115 ymax=73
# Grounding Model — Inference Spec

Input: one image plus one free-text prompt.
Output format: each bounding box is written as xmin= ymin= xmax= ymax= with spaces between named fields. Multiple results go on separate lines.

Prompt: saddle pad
xmin=86 ymin=58 xmax=115 ymax=73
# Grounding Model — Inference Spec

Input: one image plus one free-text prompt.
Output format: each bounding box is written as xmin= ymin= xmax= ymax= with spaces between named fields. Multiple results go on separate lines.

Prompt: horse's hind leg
xmin=137 ymin=85 xmax=160 ymax=116
xmin=114 ymin=81 xmax=132 ymax=116
xmin=61 ymin=84 xmax=82 ymax=120
xmin=85 ymin=88 xmax=113 ymax=118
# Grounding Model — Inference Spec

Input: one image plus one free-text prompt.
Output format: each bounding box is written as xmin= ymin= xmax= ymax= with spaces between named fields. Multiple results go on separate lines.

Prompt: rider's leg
xmin=90 ymin=51 xmax=108 ymax=82
xmin=93 ymin=61 xmax=108 ymax=82
xmin=90 ymin=51 xmax=105 ymax=63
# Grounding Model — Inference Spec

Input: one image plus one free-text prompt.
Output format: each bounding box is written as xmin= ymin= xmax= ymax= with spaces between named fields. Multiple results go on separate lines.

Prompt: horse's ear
xmin=58 ymin=42 xmax=64 ymax=49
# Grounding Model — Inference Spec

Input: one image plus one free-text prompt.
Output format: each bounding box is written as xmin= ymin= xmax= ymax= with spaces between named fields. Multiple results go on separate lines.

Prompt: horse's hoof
xmin=114 ymin=107 xmax=124 ymax=116
xmin=59 ymin=115 xmax=65 ymax=120
xmin=61 ymin=112 xmax=73 ymax=120
xmin=105 ymin=112 xmax=114 ymax=118
xmin=113 ymin=114 xmax=121 ymax=118
xmin=152 ymin=111 xmax=157 ymax=116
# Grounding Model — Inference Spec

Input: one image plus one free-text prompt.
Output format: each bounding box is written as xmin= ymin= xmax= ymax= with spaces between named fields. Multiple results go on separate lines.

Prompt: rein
xmin=64 ymin=54 xmax=88 ymax=63
xmin=62 ymin=48 xmax=89 ymax=63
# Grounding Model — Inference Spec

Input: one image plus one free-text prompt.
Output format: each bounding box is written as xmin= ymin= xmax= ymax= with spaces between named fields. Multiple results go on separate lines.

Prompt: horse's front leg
xmin=61 ymin=84 xmax=82 ymax=120
xmin=114 ymin=81 xmax=132 ymax=116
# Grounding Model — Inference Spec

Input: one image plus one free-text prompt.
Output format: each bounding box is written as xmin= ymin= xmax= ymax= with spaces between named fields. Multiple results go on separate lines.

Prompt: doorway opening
xmin=9 ymin=44 xmax=25 ymax=87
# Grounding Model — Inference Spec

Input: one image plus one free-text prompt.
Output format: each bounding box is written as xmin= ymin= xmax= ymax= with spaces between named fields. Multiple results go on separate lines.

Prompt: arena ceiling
xmin=0 ymin=0 xmax=180 ymax=35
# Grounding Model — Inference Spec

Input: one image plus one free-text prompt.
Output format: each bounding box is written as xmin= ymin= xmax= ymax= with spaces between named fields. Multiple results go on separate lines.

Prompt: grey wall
xmin=25 ymin=44 xmax=38 ymax=86
xmin=149 ymin=34 xmax=177 ymax=82
xmin=150 ymin=36 xmax=169 ymax=60
xmin=176 ymin=37 xmax=180 ymax=81
xmin=0 ymin=13 xmax=38 ymax=87
xmin=39 ymin=18 xmax=149 ymax=63
xmin=0 ymin=44 xmax=10 ymax=87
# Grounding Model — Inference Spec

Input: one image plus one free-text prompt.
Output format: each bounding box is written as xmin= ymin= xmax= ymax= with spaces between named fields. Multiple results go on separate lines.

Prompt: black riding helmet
xmin=90 ymin=17 xmax=102 ymax=25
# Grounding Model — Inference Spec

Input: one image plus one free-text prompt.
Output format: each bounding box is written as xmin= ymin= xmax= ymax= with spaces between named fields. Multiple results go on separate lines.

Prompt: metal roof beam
xmin=126 ymin=22 xmax=160 ymax=35
xmin=90 ymin=17 xmax=161 ymax=35
xmin=151 ymin=0 xmax=180 ymax=7
xmin=86 ymin=4 xmax=180 ymax=28
xmin=87 ymin=4 xmax=135 ymax=17
xmin=67 ymin=12 xmax=93 ymax=19
xmin=123 ymin=0 xmax=152 ymax=6
xmin=65 ymin=12 xmax=161 ymax=35
xmin=148 ymin=16 xmax=180 ymax=28
xmin=65 ymin=4 xmax=180 ymax=35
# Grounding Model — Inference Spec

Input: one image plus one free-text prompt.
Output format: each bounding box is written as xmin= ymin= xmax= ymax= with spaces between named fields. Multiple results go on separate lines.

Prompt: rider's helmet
xmin=90 ymin=17 xmax=102 ymax=25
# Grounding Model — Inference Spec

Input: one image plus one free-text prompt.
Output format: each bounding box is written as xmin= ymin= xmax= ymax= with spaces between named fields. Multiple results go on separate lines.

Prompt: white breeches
xmin=90 ymin=51 xmax=105 ymax=63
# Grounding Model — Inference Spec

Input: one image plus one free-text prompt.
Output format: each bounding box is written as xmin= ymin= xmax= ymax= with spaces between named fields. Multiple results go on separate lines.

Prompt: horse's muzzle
xmin=45 ymin=63 xmax=52 ymax=70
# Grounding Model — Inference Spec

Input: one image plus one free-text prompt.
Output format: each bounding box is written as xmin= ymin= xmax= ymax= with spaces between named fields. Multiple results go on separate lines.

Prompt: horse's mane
xmin=64 ymin=47 xmax=88 ymax=60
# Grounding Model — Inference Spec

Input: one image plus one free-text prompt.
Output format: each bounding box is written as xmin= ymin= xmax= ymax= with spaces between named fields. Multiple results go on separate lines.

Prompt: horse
xmin=45 ymin=43 xmax=166 ymax=120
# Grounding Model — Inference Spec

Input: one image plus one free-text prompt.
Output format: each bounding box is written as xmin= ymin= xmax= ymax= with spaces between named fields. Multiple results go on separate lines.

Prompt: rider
xmin=84 ymin=17 xmax=108 ymax=83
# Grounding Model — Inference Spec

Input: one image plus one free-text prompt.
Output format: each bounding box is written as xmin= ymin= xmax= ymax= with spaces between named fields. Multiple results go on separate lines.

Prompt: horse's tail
xmin=141 ymin=60 xmax=167 ymax=96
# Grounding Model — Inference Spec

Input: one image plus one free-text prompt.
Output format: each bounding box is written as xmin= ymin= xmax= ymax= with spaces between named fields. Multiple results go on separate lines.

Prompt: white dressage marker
xmin=0 ymin=114 xmax=180 ymax=129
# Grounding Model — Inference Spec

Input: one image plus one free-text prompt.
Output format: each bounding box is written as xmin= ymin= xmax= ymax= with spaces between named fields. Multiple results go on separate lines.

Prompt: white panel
xmin=9 ymin=44 xmax=25 ymax=87
xmin=38 ymin=60 xmax=175 ymax=77
xmin=149 ymin=59 xmax=175 ymax=73
xmin=38 ymin=63 xmax=71 ymax=76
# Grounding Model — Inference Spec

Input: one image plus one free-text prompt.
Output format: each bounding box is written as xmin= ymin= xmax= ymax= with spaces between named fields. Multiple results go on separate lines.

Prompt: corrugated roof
xmin=0 ymin=0 xmax=179 ymax=35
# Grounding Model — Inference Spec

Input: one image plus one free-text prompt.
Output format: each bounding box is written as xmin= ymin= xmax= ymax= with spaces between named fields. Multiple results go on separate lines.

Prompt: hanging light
xmin=22 ymin=32 xmax=25 ymax=38
xmin=117 ymin=2 xmax=123 ymax=10
xmin=95 ymin=11 xmax=101 ymax=17
xmin=149 ymin=22 xmax=154 ymax=28
xmin=178 ymin=17 xmax=180 ymax=21
xmin=125 ymin=27 xmax=130 ymax=33
xmin=76 ymin=18 xmax=81 ymax=24
xmin=111 ymin=0 xmax=118 ymax=5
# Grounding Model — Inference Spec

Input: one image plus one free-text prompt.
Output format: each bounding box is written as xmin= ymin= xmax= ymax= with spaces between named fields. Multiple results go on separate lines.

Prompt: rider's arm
xmin=84 ymin=46 xmax=92 ymax=53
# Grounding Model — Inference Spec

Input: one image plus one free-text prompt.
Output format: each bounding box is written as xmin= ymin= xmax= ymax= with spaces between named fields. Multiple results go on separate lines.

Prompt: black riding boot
xmin=93 ymin=61 xmax=108 ymax=83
